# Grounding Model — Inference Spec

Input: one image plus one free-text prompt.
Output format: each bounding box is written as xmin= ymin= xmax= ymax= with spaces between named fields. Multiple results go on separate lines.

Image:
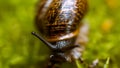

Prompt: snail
xmin=31 ymin=0 xmax=95 ymax=68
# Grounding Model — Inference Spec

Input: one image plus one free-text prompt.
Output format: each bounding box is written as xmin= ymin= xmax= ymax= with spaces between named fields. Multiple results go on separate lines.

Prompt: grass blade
xmin=104 ymin=57 xmax=110 ymax=68
xmin=75 ymin=60 xmax=83 ymax=68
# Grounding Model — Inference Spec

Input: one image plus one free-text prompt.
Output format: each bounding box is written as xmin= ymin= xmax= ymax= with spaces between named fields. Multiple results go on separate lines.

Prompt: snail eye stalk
xmin=31 ymin=32 xmax=57 ymax=50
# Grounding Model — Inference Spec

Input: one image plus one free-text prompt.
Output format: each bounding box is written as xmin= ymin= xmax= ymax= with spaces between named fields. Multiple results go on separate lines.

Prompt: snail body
xmin=33 ymin=0 xmax=88 ymax=67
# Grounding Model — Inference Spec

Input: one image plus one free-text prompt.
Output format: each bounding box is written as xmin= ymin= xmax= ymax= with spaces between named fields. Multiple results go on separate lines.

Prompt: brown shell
xmin=35 ymin=0 xmax=87 ymax=42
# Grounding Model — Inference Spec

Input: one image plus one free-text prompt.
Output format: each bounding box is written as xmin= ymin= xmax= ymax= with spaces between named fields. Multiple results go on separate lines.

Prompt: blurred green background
xmin=0 ymin=0 xmax=120 ymax=68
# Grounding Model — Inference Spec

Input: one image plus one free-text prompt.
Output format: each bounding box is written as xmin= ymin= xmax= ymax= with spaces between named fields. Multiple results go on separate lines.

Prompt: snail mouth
xmin=47 ymin=29 xmax=79 ymax=42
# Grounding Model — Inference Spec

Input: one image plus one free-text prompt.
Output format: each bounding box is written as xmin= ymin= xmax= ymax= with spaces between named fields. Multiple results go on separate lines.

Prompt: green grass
xmin=0 ymin=0 xmax=120 ymax=68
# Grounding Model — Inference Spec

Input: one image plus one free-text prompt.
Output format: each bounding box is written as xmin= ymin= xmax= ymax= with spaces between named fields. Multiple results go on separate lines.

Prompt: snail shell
xmin=35 ymin=0 xmax=87 ymax=42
